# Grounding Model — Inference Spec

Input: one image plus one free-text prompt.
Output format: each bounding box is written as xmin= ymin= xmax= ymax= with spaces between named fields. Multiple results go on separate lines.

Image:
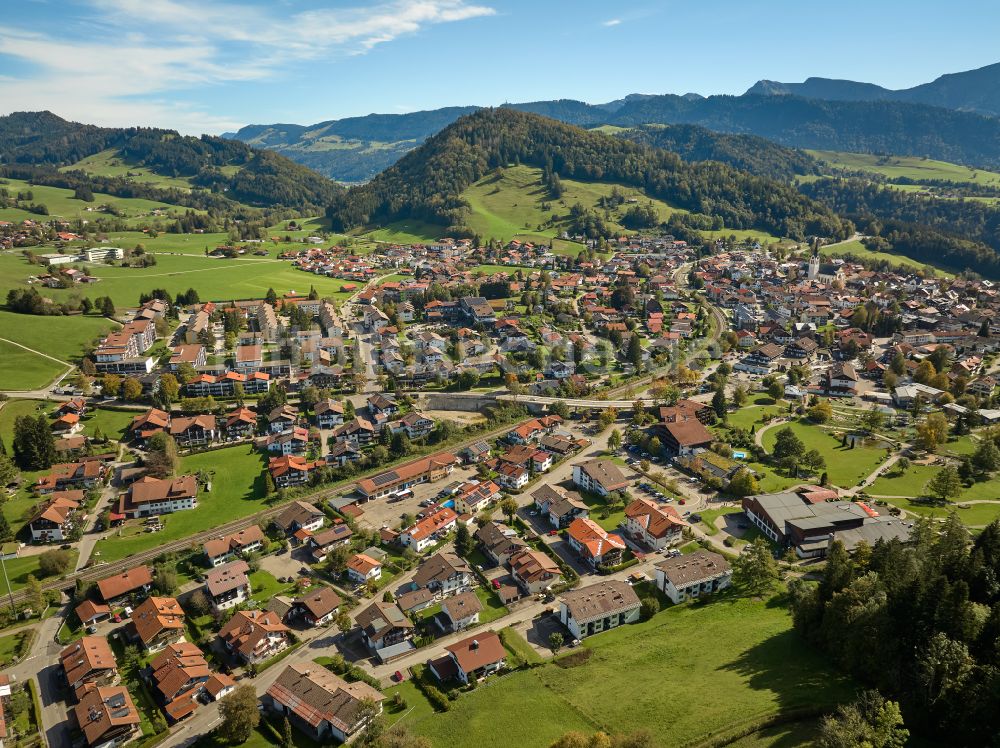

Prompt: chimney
xmin=471 ymin=639 xmax=479 ymax=650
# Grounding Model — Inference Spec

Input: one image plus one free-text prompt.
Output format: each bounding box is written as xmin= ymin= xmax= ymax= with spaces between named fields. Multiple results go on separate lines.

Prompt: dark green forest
xmin=616 ymin=123 xmax=820 ymax=181
xmin=790 ymin=517 xmax=1000 ymax=746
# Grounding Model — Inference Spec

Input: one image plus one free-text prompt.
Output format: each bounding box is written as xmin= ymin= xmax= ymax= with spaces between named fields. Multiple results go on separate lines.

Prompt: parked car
xmin=548 ymin=529 xmax=558 ymax=536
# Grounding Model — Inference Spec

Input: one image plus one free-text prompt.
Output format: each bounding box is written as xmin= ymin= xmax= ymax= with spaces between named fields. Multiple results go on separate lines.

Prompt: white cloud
xmin=602 ymin=18 xmax=622 ymax=27
xmin=0 ymin=0 xmax=496 ymax=133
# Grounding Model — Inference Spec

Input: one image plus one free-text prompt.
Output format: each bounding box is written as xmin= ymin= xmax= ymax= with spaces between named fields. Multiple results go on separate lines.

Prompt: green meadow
xmin=404 ymin=592 xmax=852 ymax=748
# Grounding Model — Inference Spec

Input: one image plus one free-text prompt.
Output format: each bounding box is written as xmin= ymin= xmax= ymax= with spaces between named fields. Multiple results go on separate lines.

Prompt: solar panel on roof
xmin=371 ymin=472 xmax=399 ymax=487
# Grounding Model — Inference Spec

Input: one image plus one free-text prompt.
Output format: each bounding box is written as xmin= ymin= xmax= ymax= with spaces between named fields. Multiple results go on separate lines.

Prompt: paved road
xmin=7 ymin=602 xmax=71 ymax=748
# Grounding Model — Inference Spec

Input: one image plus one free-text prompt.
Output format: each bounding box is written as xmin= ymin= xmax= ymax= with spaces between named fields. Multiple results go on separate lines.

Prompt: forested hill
xmin=324 ymin=108 xmax=853 ymax=241
xmin=615 ymin=123 xmax=820 ymax=181
xmin=0 ymin=111 xmax=342 ymax=210
xmin=232 ymin=91 xmax=1000 ymax=181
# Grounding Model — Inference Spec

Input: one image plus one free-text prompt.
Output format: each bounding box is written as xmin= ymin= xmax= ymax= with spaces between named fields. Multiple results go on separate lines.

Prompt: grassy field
xmin=870 ymin=463 xmax=1000 ymax=525
xmin=761 ymin=419 xmax=888 ymax=489
xmin=92 ymin=445 xmax=267 ymax=562
xmin=1 ymin=549 xmax=80 ymax=592
xmin=62 ymin=149 xmax=199 ymax=192
xmin=0 ymin=399 xmax=49 ymax=448
xmin=0 ymin=252 xmax=357 ymax=310
xmin=725 ymin=396 xmax=786 ymax=431
xmin=808 ymin=150 xmax=1000 ymax=186
xmin=0 ymin=309 xmax=118 ymax=363
xmin=405 ymin=592 xmax=852 ymax=748
xmin=0 ymin=177 xmax=197 ymax=226
xmin=0 ymin=340 xmax=67 ymax=390
xmin=461 ymin=165 xmax=684 ymax=244
xmin=365 ymin=165 xmax=783 ymax=248
xmin=78 ymin=408 xmax=138 ymax=441
xmin=817 ymin=239 xmax=954 ymax=277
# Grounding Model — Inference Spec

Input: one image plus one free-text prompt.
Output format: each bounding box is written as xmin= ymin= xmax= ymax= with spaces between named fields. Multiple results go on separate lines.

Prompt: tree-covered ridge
xmin=325 ymin=108 xmax=853 ymax=241
xmin=615 ymin=123 xmax=820 ymax=181
xmin=790 ymin=518 xmax=1000 ymax=746
xmin=0 ymin=111 xmax=342 ymax=210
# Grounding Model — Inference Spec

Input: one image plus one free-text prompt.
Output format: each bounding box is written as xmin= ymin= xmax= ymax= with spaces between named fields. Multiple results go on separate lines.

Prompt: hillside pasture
xmin=0 ymin=177 xmax=198 ymax=226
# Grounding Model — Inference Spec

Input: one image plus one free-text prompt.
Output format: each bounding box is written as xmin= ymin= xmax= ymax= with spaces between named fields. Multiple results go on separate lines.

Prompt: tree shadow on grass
xmin=718 ymin=628 xmax=854 ymax=716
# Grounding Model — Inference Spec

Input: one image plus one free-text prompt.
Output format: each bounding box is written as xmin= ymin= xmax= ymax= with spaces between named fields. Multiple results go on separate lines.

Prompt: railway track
xmin=7 ymin=415 xmax=536 ymax=605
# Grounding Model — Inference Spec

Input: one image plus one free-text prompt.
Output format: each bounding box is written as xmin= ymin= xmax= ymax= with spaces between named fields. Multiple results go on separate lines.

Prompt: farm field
xmin=807 ymin=150 xmax=1000 ymax=186
xmin=405 ymin=592 xmax=852 ymax=748
xmin=0 ymin=252 xmax=358 ymax=309
xmin=761 ymin=419 xmax=887 ymax=489
xmin=0 ymin=340 xmax=67 ymax=390
xmin=92 ymin=445 xmax=267 ymax=563
xmin=818 ymin=239 xmax=954 ymax=277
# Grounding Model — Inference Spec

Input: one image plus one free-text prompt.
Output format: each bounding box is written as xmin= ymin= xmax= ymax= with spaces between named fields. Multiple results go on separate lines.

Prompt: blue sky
xmin=2 ymin=0 xmax=998 ymax=134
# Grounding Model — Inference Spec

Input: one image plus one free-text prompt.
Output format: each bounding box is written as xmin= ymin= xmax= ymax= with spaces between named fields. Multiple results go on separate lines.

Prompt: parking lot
xmin=353 ymin=463 xmax=480 ymax=532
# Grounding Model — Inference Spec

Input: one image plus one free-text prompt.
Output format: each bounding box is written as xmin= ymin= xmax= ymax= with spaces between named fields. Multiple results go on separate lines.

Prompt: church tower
xmin=807 ymin=246 xmax=820 ymax=280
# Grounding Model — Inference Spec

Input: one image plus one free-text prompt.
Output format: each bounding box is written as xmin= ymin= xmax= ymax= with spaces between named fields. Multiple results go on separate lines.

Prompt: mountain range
xmin=228 ymin=62 xmax=1000 ymax=183
xmin=745 ymin=61 xmax=1000 ymax=116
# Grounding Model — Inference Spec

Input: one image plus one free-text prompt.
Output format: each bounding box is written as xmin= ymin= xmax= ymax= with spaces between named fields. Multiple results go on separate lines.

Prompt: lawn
xmin=724 ymin=399 xmax=786 ymax=431
xmin=727 ymin=719 xmax=821 ymax=748
xmin=408 ymin=592 xmax=853 ymax=748
xmin=877 ymin=495 xmax=1000 ymax=526
xmin=78 ymin=408 xmax=136 ymax=441
xmin=194 ymin=718 xmax=322 ymax=748
xmin=0 ymin=629 xmax=30 ymax=667
xmin=761 ymin=419 xmax=887 ymax=489
xmin=0 ymin=340 xmax=68 ymax=391
xmin=499 ymin=626 xmax=543 ymax=665
xmin=0 ymin=549 xmax=80 ymax=592
xmin=699 ymin=506 xmax=744 ymax=536
xmin=92 ymin=445 xmax=267 ymax=562
xmin=384 ymin=679 xmax=437 ymax=727
xmin=577 ymin=492 xmax=627 ymax=532
xmin=249 ymin=569 xmax=298 ymax=604
xmin=0 ymin=400 xmax=49 ymax=448
xmin=474 ymin=585 xmax=508 ymax=624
